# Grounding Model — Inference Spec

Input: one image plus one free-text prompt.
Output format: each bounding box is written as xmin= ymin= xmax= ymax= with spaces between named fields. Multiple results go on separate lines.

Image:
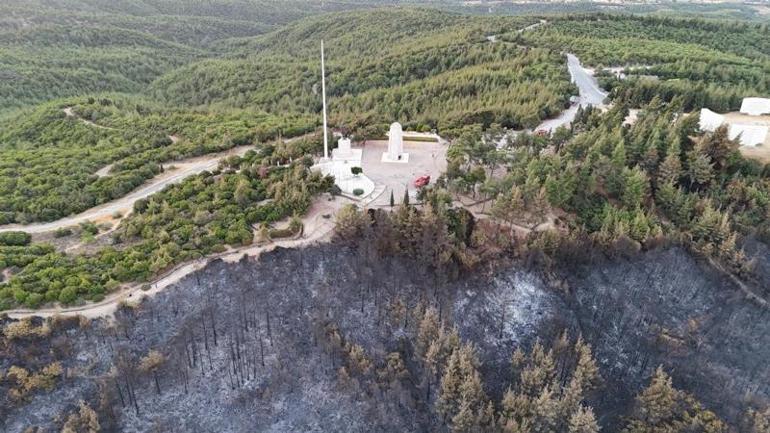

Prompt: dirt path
xmin=0 ymin=145 xmax=254 ymax=234
xmin=4 ymin=198 xmax=345 ymax=320
xmin=63 ymin=107 xmax=117 ymax=130
xmin=94 ymin=164 xmax=114 ymax=177
xmin=518 ymin=19 xmax=547 ymax=33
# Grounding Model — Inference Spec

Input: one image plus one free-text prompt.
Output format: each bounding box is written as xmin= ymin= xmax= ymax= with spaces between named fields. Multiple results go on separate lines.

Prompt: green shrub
xmin=403 ymin=135 xmax=438 ymax=143
xmin=79 ymin=222 xmax=99 ymax=235
xmin=0 ymin=231 xmax=31 ymax=246
xmin=53 ymin=228 xmax=73 ymax=238
xmin=353 ymin=188 xmax=364 ymax=196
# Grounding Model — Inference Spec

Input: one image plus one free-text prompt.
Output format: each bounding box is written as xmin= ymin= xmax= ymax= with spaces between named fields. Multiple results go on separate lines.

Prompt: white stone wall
xmin=740 ymin=98 xmax=770 ymax=116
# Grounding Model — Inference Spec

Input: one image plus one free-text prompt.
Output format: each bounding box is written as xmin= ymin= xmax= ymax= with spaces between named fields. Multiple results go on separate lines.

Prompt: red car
xmin=414 ymin=175 xmax=431 ymax=188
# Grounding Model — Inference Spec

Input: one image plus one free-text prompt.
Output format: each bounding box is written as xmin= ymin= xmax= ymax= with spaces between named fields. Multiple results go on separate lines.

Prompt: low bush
xmin=53 ymin=228 xmax=73 ymax=238
xmin=0 ymin=231 xmax=31 ymax=246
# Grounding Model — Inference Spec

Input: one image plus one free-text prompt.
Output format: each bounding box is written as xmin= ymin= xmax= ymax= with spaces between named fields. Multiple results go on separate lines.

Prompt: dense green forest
xmin=0 ymin=96 xmax=314 ymax=223
xmin=0 ymin=8 xmax=574 ymax=224
xmin=0 ymin=0 xmax=383 ymax=112
xmin=444 ymin=98 xmax=769 ymax=280
xmin=519 ymin=15 xmax=770 ymax=111
xmin=151 ymin=10 xmax=574 ymax=134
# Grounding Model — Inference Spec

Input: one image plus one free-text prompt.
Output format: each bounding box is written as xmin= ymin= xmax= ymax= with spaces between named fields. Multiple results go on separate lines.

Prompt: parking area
xmin=359 ymin=139 xmax=447 ymax=206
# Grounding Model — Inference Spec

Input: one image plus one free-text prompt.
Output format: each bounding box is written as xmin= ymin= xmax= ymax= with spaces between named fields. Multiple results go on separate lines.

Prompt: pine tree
xmin=62 ymin=401 xmax=100 ymax=433
xmin=390 ymin=190 xmax=395 ymax=207
xmin=743 ymin=407 xmax=770 ymax=433
xmin=437 ymin=349 xmax=464 ymax=419
xmin=573 ymin=337 xmax=599 ymax=387
xmin=531 ymin=386 xmax=560 ymax=432
xmin=451 ymin=398 xmax=477 ymax=433
xmin=621 ymin=166 xmax=649 ymax=209
xmin=657 ymin=140 xmax=682 ymax=185
xmin=416 ymin=308 xmax=440 ymax=358
xmin=625 ymin=366 xmax=728 ymax=432
xmin=569 ymin=406 xmax=600 ymax=433
xmin=686 ymin=149 xmax=714 ymax=189
xmin=520 ymin=341 xmax=556 ymax=396
xmin=623 ymin=367 xmax=681 ymax=431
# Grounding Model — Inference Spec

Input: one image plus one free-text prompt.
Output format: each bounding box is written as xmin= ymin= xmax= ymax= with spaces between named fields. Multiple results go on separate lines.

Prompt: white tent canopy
xmin=728 ymin=123 xmax=768 ymax=147
xmin=699 ymin=108 xmax=725 ymax=132
xmin=740 ymin=97 xmax=770 ymax=116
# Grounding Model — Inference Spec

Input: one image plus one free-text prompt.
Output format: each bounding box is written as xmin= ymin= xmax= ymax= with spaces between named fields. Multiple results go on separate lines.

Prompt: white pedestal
xmin=381 ymin=152 xmax=410 ymax=164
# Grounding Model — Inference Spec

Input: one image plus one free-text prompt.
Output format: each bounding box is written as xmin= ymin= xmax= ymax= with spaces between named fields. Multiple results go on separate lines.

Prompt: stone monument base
xmin=381 ymin=152 xmax=409 ymax=164
xmin=332 ymin=148 xmax=363 ymax=162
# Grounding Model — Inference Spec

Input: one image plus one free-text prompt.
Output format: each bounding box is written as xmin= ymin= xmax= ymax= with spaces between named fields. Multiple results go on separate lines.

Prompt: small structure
xmin=728 ymin=124 xmax=768 ymax=147
xmin=699 ymin=108 xmax=726 ymax=132
xmin=740 ymin=97 xmax=770 ymax=116
xmin=700 ymin=106 xmax=769 ymax=147
xmin=332 ymin=137 xmax=362 ymax=161
xmin=382 ymin=122 xmax=409 ymax=163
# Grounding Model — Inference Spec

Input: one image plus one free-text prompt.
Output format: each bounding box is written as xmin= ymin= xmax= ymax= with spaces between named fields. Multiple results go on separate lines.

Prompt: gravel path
xmin=4 ymin=198 xmax=345 ymax=319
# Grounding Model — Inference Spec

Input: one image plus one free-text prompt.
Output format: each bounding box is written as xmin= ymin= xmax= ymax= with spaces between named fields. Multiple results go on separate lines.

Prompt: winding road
xmin=487 ymin=19 xmax=609 ymax=142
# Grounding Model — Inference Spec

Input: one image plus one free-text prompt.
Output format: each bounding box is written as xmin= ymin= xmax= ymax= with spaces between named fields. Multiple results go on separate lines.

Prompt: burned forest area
xmin=2 ymin=236 xmax=769 ymax=433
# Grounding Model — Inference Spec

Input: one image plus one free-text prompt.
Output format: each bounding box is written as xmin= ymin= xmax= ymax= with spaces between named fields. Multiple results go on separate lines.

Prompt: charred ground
xmin=2 ymin=239 xmax=768 ymax=432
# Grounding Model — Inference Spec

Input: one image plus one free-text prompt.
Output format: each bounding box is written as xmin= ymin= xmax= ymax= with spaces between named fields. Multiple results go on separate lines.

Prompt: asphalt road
xmin=567 ymin=53 xmax=608 ymax=106
xmin=536 ymin=54 xmax=608 ymax=132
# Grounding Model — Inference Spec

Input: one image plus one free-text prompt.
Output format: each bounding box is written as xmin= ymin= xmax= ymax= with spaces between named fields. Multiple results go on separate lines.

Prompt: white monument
xmin=312 ymin=41 xmax=374 ymax=199
xmin=332 ymin=136 xmax=362 ymax=161
xmin=382 ymin=122 xmax=409 ymax=163
xmin=338 ymin=137 xmax=351 ymax=154
xmin=740 ymin=97 xmax=770 ymax=116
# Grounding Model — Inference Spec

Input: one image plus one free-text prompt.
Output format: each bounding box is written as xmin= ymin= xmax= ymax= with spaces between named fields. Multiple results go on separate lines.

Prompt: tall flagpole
xmin=321 ymin=40 xmax=328 ymax=160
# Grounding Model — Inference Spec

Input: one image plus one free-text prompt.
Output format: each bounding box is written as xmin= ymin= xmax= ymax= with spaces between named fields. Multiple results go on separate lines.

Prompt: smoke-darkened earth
xmin=2 ymin=243 xmax=768 ymax=432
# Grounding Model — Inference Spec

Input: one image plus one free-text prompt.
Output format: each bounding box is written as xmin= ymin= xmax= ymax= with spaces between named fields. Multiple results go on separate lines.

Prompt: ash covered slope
xmin=565 ymin=247 xmax=770 ymax=424
xmin=2 ymin=243 xmax=768 ymax=432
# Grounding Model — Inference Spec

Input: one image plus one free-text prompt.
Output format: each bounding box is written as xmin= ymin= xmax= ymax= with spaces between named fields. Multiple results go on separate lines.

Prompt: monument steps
xmin=361 ymin=184 xmax=387 ymax=207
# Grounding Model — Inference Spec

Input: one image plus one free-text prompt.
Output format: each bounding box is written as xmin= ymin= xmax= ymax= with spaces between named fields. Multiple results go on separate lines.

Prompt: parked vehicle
xmin=414 ymin=175 xmax=431 ymax=187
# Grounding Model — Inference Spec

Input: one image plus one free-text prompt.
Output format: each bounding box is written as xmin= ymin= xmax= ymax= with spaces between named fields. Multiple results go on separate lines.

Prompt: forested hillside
xmin=1 ymin=3 xmax=770 ymax=433
xmin=0 ymin=134 xmax=331 ymax=309
xmin=0 ymin=0 xmax=384 ymax=113
xmin=519 ymin=15 xmax=770 ymax=111
xmin=0 ymin=96 xmax=314 ymax=224
xmin=151 ymin=10 xmax=574 ymax=134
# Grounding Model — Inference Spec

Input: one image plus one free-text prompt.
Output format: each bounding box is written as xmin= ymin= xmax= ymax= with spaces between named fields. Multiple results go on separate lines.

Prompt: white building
xmin=740 ymin=98 xmax=770 ymax=116
xmin=332 ymin=137 xmax=362 ymax=161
